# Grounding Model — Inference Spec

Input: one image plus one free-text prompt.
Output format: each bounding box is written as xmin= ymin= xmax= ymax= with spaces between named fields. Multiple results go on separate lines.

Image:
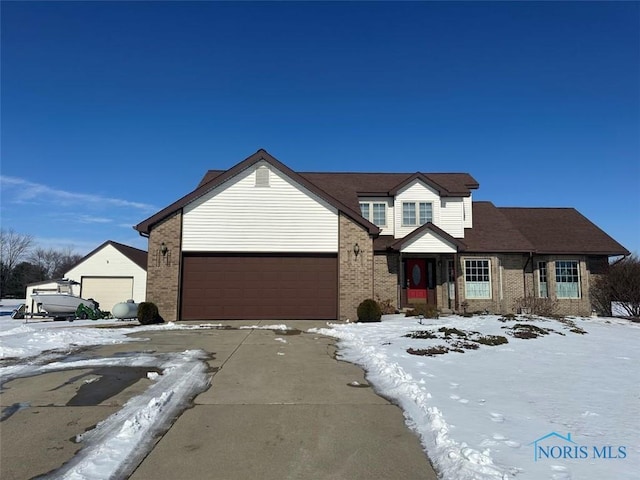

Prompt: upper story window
xmin=556 ymin=260 xmax=580 ymax=298
xmin=359 ymin=202 xmax=387 ymax=227
xmin=402 ymin=202 xmax=433 ymax=226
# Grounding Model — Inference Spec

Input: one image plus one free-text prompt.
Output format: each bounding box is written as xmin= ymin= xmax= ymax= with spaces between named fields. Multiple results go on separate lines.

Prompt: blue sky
xmin=1 ymin=1 xmax=638 ymax=255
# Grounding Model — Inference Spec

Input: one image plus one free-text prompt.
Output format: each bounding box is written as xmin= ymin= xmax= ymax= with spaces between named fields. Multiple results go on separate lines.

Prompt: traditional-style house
xmin=135 ymin=149 xmax=628 ymax=321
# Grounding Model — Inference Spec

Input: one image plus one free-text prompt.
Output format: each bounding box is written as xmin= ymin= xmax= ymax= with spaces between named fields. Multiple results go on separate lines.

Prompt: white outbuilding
xmin=26 ymin=241 xmax=148 ymax=315
xmin=63 ymin=240 xmax=147 ymax=313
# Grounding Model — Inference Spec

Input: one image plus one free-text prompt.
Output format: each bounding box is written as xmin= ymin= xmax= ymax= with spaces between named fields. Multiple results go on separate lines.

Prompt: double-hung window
xmin=465 ymin=259 xmax=491 ymax=299
xmin=555 ymin=260 xmax=580 ymax=298
xmin=402 ymin=202 xmax=433 ymax=226
xmin=538 ymin=261 xmax=548 ymax=298
xmin=359 ymin=202 xmax=387 ymax=227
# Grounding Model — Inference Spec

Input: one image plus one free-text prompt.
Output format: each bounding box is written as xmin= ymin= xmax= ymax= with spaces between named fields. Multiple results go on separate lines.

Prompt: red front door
xmin=406 ymin=259 xmax=427 ymax=301
xmin=406 ymin=259 xmax=437 ymax=305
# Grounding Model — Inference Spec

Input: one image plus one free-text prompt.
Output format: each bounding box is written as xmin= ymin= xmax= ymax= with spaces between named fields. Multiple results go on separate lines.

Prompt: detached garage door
xmin=181 ymin=254 xmax=337 ymax=320
xmin=81 ymin=277 xmax=134 ymax=313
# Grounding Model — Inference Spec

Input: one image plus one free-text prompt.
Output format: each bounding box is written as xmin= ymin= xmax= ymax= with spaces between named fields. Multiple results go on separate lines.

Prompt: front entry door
xmin=406 ymin=259 xmax=437 ymax=306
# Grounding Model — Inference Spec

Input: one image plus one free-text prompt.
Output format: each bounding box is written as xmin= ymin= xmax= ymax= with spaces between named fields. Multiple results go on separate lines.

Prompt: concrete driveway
xmin=1 ymin=320 xmax=438 ymax=479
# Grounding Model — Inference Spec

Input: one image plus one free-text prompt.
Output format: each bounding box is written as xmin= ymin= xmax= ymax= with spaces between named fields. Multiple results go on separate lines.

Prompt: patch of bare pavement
xmin=1 ymin=320 xmax=437 ymax=480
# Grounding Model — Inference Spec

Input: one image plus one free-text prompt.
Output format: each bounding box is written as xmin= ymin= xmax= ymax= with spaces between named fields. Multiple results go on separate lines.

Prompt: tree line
xmin=0 ymin=229 xmax=83 ymax=298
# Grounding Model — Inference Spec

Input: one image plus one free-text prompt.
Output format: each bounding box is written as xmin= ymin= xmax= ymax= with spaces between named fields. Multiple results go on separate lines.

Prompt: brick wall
xmin=373 ymin=253 xmax=399 ymax=309
xmin=338 ymin=214 xmax=374 ymax=321
xmin=538 ymin=255 xmax=593 ymax=316
xmin=146 ymin=212 xmax=182 ymax=321
xmin=457 ymin=253 xmax=595 ymax=316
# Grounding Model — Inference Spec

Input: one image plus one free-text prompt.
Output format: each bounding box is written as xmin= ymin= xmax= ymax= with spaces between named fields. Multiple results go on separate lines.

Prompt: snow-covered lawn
xmin=2 ymin=314 xmax=637 ymax=480
xmin=313 ymin=314 xmax=639 ymax=480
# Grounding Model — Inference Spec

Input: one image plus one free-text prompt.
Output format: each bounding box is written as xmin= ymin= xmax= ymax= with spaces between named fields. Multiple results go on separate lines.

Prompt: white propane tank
xmin=112 ymin=300 xmax=139 ymax=319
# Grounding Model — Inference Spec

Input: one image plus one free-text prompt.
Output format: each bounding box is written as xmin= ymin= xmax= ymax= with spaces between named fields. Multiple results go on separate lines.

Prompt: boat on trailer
xmin=31 ymin=279 xmax=98 ymax=316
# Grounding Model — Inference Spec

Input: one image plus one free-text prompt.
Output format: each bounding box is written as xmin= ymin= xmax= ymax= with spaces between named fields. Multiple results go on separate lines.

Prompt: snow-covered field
xmin=313 ymin=314 xmax=639 ymax=480
xmin=2 ymin=313 xmax=637 ymax=480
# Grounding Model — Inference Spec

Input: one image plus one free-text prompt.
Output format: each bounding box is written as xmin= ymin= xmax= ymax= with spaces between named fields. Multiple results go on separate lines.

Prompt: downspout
xmin=398 ymin=250 xmax=403 ymax=309
xmin=523 ymin=252 xmax=533 ymax=299
xmin=454 ymin=252 xmax=460 ymax=312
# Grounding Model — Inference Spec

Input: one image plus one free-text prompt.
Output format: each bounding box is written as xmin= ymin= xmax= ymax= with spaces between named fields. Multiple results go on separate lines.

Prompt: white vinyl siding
xmin=394 ymin=180 xmax=440 ymax=238
xmin=465 ymin=259 xmax=492 ymax=299
xmin=555 ymin=260 xmax=580 ymax=298
xmin=65 ymin=244 xmax=147 ymax=305
xmin=440 ymin=198 xmax=465 ymax=238
xmin=463 ymin=195 xmax=473 ymax=229
xmin=400 ymin=231 xmax=457 ymax=253
xmin=183 ymin=161 xmax=339 ymax=252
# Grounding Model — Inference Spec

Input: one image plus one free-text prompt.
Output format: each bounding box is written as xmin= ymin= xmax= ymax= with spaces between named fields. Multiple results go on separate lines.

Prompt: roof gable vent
xmin=256 ymin=165 xmax=270 ymax=187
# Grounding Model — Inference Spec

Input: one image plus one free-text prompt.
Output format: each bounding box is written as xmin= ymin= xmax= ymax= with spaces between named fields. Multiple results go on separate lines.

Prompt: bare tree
xmin=610 ymin=254 xmax=640 ymax=317
xmin=591 ymin=254 xmax=640 ymax=318
xmin=29 ymin=246 xmax=83 ymax=278
xmin=0 ymin=229 xmax=34 ymax=297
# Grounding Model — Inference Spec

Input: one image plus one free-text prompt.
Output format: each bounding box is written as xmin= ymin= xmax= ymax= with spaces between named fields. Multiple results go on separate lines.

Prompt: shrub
xmin=405 ymin=303 xmax=439 ymax=318
xmin=137 ymin=302 xmax=164 ymax=325
xmin=357 ymin=299 xmax=382 ymax=322
xmin=375 ymin=296 xmax=397 ymax=315
xmin=513 ymin=296 xmax=558 ymax=317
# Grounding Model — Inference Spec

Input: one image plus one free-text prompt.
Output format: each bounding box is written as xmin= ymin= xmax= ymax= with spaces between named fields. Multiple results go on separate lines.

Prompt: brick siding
xmin=373 ymin=253 xmax=399 ymax=309
xmin=457 ymin=253 xmax=596 ymax=316
xmin=146 ymin=211 xmax=182 ymax=321
xmin=338 ymin=214 xmax=374 ymax=321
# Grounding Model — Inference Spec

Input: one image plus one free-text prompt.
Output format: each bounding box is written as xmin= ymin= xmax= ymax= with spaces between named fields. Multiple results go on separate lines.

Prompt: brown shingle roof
xmin=137 ymin=149 xmax=478 ymax=235
xmin=499 ymin=207 xmax=629 ymax=255
xmin=464 ymin=202 xmax=629 ymax=255
xmin=68 ymin=240 xmax=148 ymax=272
xmin=463 ymin=202 xmax=536 ymax=253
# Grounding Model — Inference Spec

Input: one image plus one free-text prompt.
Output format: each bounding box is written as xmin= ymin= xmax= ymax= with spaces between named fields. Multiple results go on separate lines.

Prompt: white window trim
xmin=402 ymin=201 xmax=433 ymax=227
xmin=464 ymin=258 xmax=492 ymax=299
xmin=359 ymin=201 xmax=387 ymax=227
xmin=537 ymin=261 xmax=548 ymax=298
xmin=555 ymin=260 xmax=581 ymax=299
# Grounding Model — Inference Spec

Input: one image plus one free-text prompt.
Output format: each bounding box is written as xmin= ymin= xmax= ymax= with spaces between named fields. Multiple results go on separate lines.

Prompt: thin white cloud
xmin=78 ymin=215 xmax=113 ymax=224
xmin=0 ymin=176 xmax=157 ymax=212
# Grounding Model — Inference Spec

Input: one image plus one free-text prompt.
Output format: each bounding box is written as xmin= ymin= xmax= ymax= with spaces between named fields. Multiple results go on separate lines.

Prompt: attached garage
xmin=80 ymin=276 xmax=134 ymax=313
xmin=181 ymin=254 xmax=337 ymax=320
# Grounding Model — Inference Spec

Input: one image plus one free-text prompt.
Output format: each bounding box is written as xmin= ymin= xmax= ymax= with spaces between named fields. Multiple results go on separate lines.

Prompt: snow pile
xmin=36 ymin=350 xmax=210 ymax=480
xmin=312 ymin=314 xmax=639 ymax=480
xmin=239 ymin=324 xmax=291 ymax=331
xmin=0 ymin=319 xmax=213 ymax=480
xmin=0 ymin=318 xmax=227 ymax=360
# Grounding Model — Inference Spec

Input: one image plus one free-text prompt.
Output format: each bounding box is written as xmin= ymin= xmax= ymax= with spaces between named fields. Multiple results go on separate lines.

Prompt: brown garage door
xmin=181 ymin=254 xmax=337 ymax=320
